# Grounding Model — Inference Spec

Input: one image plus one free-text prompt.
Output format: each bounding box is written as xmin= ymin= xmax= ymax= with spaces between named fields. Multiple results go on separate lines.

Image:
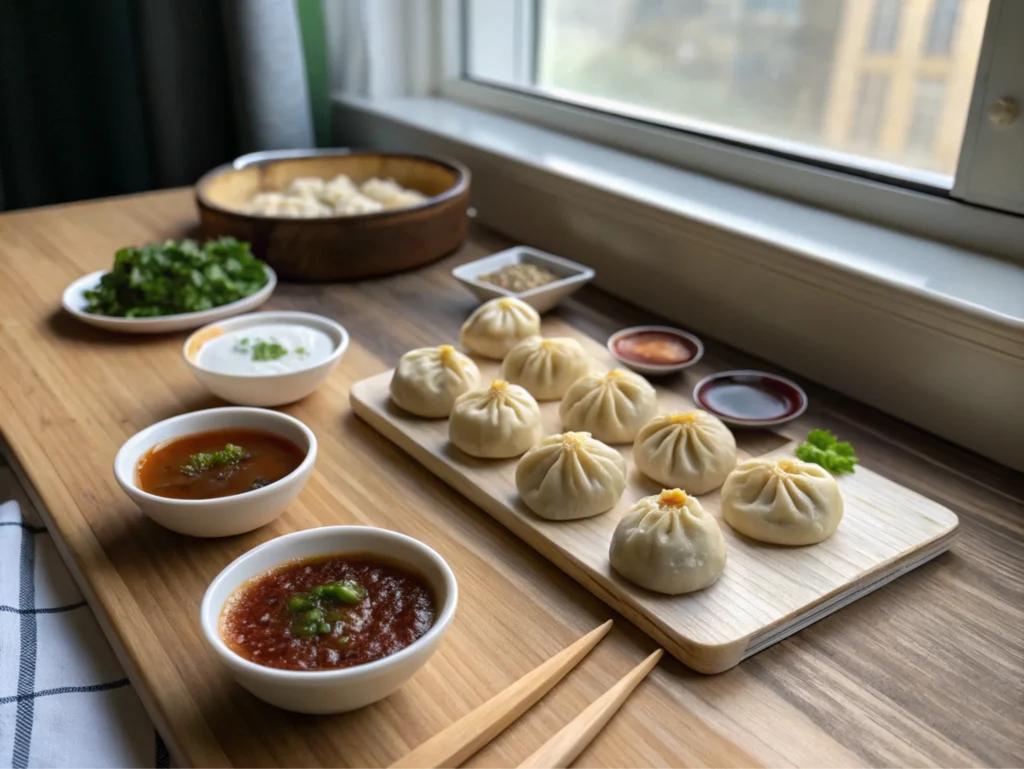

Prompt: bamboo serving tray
xmin=351 ymin=323 xmax=960 ymax=673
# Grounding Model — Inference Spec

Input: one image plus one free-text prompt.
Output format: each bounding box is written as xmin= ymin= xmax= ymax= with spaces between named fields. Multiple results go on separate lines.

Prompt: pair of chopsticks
xmin=390 ymin=621 xmax=662 ymax=769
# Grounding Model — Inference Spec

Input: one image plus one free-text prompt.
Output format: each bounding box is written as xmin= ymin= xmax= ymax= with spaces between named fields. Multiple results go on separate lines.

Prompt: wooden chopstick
xmin=389 ymin=620 xmax=613 ymax=769
xmin=516 ymin=649 xmax=664 ymax=769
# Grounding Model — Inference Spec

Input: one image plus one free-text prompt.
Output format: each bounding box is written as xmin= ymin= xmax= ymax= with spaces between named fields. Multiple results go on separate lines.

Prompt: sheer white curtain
xmin=322 ymin=0 xmax=439 ymax=98
xmin=221 ymin=0 xmax=316 ymax=150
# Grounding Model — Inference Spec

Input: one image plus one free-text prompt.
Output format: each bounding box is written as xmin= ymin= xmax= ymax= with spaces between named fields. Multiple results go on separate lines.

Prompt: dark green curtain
xmin=297 ymin=0 xmax=331 ymax=149
xmin=0 ymin=0 xmax=238 ymax=210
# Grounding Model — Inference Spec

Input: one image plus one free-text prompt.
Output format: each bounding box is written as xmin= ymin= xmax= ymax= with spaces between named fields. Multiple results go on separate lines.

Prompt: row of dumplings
xmin=247 ymin=175 xmax=428 ymax=218
xmin=389 ymin=297 xmax=844 ymax=596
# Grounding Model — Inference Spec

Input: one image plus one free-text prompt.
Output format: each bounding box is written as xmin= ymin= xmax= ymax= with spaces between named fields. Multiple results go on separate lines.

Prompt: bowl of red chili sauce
xmin=607 ymin=325 xmax=704 ymax=376
xmin=114 ymin=407 xmax=317 ymax=537
xmin=200 ymin=526 xmax=458 ymax=713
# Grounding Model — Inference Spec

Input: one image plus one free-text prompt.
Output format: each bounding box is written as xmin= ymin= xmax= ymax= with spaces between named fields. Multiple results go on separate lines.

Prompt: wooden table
xmin=0 ymin=189 xmax=1021 ymax=768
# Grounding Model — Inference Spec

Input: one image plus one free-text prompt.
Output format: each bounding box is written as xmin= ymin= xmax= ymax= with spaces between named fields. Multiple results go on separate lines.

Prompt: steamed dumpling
xmin=609 ymin=489 xmax=726 ymax=595
xmin=501 ymin=337 xmax=591 ymax=401
xmin=721 ymin=458 xmax=843 ymax=545
xmin=516 ymin=432 xmax=626 ymax=520
xmin=358 ymin=178 xmax=428 ymax=209
xmin=333 ymin=194 xmax=384 ymax=215
xmin=449 ymin=380 xmax=542 ymax=458
xmin=247 ymin=192 xmax=286 ymax=215
xmin=559 ymin=369 xmax=657 ymax=444
xmin=633 ymin=411 xmax=737 ymax=494
xmin=321 ymin=174 xmax=360 ymax=206
xmin=460 ymin=297 xmax=541 ymax=359
xmin=390 ymin=344 xmax=481 ymax=418
xmin=277 ymin=195 xmax=332 ymax=218
xmin=285 ymin=177 xmax=326 ymax=198
xmin=384 ymin=189 xmax=428 ymax=209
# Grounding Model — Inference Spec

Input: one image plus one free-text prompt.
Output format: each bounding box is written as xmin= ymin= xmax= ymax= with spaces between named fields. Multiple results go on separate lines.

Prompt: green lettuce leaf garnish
xmin=795 ymin=429 xmax=858 ymax=474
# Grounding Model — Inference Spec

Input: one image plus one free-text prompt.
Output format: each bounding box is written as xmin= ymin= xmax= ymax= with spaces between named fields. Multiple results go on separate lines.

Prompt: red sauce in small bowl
xmin=611 ymin=328 xmax=701 ymax=368
xmin=221 ymin=554 xmax=435 ymax=671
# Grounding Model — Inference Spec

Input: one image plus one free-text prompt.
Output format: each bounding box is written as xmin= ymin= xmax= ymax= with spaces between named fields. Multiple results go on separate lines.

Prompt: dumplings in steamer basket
xmin=720 ymin=458 xmax=844 ymax=545
xmin=460 ymin=297 xmax=541 ymax=360
xmin=516 ymin=432 xmax=626 ymax=520
xmin=559 ymin=369 xmax=657 ymax=444
xmin=633 ymin=411 xmax=737 ymax=495
xmin=609 ymin=489 xmax=727 ymax=595
xmin=390 ymin=344 xmax=481 ymax=418
xmin=501 ymin=336 xmax=591 ymax=401
xmin=449 ymin=380 xmax=543 ymax=459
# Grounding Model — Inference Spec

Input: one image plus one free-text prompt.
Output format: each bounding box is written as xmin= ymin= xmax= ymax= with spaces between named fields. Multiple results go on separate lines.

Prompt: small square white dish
xmin=452 ymin=246 xmax=594 ymax=313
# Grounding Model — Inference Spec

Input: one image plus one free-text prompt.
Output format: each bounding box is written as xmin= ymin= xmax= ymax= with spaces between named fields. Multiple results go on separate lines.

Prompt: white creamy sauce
xmin=198 ymin=323 xmax=335 ymax=375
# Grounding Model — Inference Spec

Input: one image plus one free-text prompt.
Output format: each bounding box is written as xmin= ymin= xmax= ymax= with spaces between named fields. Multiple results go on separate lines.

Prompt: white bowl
xmin=183 ymin=311 xmax=350 ymax=407
xmin=607 ymin=325 xmax=705 ymax=376
xmin=113 ymin=407 xmax=316 ymax=537
xmin=452 ymin=246 xmax=594 ymax=313
xmin=200 ymin=526 xmax=458 ymax=713
xmin=62 ymin=265 xmax=276 ymax=334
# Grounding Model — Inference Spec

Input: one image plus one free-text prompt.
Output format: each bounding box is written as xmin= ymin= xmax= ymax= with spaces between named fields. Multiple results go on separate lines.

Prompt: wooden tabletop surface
xmin=0 ymin=189 xmax=1021 ymax=768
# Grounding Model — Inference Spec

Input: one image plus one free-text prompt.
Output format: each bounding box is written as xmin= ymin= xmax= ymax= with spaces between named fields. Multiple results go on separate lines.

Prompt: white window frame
xmin=437 ymin=0 xmax=1024 ymax=260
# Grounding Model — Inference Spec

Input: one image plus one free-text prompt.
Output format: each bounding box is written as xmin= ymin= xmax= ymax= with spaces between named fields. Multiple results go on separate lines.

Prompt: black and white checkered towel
xmin=0 ymin=464 xmax=169 ymax=768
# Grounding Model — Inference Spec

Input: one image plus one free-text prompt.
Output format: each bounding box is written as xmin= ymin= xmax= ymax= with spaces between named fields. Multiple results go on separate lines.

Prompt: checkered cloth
xmin=0 ymin=464 xmax=168 ymax=768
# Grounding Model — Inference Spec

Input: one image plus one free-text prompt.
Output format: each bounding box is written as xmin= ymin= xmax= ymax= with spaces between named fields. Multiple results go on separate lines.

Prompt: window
xmin=866 ymin=0 xmax=903 ymax=53
xmin=849 ymin=73 xmax=890 ymax=146
xmin=449 ymin=0 xmax=1024 ymax=220
xmin=925 ymin=0 xmax=960 ymax=55
xmin=463 ymin=0 xmax=986 ymax=178
xmin=906 ymin=77 xmax=946 ymax=154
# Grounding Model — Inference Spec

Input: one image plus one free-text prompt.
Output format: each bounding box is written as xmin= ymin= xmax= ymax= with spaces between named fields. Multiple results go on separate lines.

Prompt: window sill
xmin=333 ymin=94 xmax=1024 ymax=470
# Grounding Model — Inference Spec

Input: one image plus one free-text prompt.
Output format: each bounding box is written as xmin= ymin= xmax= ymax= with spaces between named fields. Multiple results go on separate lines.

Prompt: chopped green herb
xmin=250 ymin=339 xmax=289 ymax=361
xmin=180 ymin=443 xmax=248 ymax=476
xmin=796 ymin=429 xmax=858 ymax=474
xmin=286 ymin=594 xmax=315 ymax=613
xmin=283 ymin=580 xmax=366 ymax=636
xmin=290 ymin=608 xmax=327 ymax=637
xmin=321 ymin=581 xmax=366 ymax=604
xmin=82 ymin=237 xmax=269 ymax=318
xmin=295 ymin=346 xmax=309 ymax=358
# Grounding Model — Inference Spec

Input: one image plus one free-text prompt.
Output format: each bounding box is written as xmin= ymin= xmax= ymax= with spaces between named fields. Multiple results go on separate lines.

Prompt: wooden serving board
xmin=351 ymin=322 xmax=959 ymax=674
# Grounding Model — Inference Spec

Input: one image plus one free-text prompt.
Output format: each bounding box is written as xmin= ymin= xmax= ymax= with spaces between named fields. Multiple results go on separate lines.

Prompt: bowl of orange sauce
xmin=607 ymin=325 xmax=704 ymax=376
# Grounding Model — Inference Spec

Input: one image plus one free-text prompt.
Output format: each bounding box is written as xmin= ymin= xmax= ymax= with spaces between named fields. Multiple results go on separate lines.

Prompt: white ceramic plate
xmin=61 ymin=265 xmax=277 ymax=334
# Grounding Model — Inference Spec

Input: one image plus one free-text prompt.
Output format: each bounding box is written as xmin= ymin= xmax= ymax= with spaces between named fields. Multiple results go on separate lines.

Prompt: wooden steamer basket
xmin=196 ymin=150 xmax=470 ymax=281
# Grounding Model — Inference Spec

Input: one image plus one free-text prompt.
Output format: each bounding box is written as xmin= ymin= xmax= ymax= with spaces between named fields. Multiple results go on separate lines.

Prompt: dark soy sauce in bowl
xmin=694 ymin=371 xmax=807 ymax=426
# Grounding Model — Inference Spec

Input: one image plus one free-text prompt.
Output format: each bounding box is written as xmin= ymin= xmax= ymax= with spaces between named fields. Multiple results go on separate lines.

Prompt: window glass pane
xmin=924 ymin=0 xmax=960 ymax=55
xmin=905 ymin=76 xmax=946 ymax=154
xmin=866 ymin=0 xmax=902 ymax=53
xmin=850 ymin=73 xmax=891 ymax=146
xmin=465 ymin=0 xmax=990 ymax=182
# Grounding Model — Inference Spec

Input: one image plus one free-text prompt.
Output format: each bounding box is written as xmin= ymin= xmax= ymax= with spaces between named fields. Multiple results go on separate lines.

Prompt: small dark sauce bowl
xmin=693 ymin=370 xmax=808 ymax=427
